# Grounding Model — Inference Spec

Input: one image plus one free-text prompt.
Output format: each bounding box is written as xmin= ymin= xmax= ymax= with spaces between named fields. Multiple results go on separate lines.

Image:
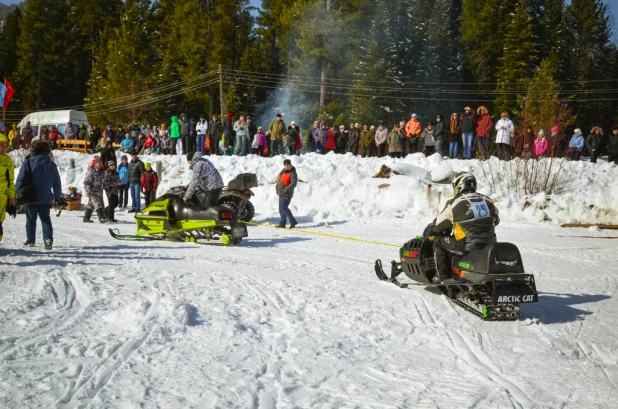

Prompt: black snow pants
xmin=195 ymin=188 xmax=222 ymax=210
xmin=433 ymin=236 xmax=466 ymax=280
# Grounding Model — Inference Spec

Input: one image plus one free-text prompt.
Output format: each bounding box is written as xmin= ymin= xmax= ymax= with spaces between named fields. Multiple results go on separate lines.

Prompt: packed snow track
xmin=1 ymin=151 xmax=618 ymax=408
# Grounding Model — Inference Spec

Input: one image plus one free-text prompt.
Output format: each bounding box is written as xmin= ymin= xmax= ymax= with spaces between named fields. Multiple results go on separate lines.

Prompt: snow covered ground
xmin=1 ymin=151 xmax=618 ymax=408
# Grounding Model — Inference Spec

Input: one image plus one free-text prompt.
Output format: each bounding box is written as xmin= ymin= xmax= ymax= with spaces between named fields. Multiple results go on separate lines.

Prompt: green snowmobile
xmin=109 ymin=186 xmax=248 ymax=245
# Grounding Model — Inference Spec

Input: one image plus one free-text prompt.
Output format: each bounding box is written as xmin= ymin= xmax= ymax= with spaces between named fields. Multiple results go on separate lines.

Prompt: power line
xmin=5 ymin=71 xmax=219 ymax=114
xmin=225 ymin=68 xmax=618 ymax=86
xmin=224 ymin=76 xmax=618 ymax=103
xmin=225 ymin=72 xmax=618 ymax=95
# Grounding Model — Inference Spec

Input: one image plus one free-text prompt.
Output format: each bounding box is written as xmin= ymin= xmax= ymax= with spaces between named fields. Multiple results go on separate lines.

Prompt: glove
xmin=7 ymin=205 xmax=17 ymax=218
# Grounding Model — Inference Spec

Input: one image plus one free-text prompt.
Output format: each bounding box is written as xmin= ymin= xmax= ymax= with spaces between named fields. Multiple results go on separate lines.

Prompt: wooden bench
xmin=57 ymin=140 xmax=89 ymax=153
xmin=112 ymin=143 xmax=121 ymax=149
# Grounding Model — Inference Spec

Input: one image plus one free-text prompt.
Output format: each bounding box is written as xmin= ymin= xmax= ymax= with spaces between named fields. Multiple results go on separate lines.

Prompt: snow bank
xmin=10 ymin=150 xmax=618 ymax=225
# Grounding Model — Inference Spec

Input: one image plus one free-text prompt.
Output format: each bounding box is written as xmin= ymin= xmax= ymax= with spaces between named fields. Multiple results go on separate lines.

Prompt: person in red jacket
xmin=475 ymin=106 xmax=493 ymax=160
xmin=141 ymin=162 xmax=158 ymax=207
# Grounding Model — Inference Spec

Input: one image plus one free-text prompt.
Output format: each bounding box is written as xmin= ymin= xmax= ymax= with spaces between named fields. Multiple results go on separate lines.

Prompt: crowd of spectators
xmin=1 ymin=105 xmax=618 ymax=164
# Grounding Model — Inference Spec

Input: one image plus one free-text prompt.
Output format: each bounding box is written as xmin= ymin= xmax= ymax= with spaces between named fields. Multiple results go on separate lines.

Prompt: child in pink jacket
xmin=534 ymin=129 xmax=548 ymax=157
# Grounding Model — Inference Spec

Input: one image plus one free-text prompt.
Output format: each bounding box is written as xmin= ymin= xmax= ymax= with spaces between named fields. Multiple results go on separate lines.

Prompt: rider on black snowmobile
xmin=426 ymin=172 xmax=500 ymax=284
xmin=184 ymin=151 xmax=224 ymax=209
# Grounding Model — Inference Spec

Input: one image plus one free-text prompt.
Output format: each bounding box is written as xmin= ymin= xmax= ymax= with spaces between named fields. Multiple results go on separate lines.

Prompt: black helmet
xmin=452 ymin=172 xmax=477 ymax=196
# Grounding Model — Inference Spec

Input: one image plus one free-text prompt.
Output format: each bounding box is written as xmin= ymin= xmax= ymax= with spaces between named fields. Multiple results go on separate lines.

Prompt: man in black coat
xmin=208 ymin=115 xmax=223 ymax=155
xmin=128 ymin=151 xmax=145 ymax=213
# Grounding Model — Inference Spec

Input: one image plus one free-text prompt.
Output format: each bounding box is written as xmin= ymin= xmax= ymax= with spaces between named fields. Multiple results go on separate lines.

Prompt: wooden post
xmin=70 ymin=158 xmax=75 ymax=169
xmin=156 ymin=161 xmax=162 ymax=179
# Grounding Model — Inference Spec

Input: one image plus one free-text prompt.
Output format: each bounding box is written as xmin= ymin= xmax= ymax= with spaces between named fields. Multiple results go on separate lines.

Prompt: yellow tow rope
xmin=242 ymin=221 xmax=400 ymax=248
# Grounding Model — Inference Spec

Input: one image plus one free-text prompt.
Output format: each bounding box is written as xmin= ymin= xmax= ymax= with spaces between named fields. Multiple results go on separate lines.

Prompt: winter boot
xmin=83 ymin=208 xmax=94 ymax=223
xmin=44 ymin=240 xmax=53 ymax=250
xmin=96 ymin=209 xmax=108 ymax=224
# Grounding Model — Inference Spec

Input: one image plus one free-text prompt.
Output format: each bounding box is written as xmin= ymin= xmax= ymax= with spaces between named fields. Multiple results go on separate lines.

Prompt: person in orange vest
xmin=405 ymin=113 xmax=422 ymax=156
xmin=275 ymin=159 xmax=298 ymax=229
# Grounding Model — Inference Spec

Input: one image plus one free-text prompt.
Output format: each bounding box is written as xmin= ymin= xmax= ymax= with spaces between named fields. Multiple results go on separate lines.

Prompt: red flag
xmin=4 ymin=79 xmax=14 ymax=109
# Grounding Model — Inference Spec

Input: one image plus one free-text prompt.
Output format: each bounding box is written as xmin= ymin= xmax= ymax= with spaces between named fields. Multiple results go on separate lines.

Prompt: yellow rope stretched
xmin=243 ymin=221 xmax=401 ymax=248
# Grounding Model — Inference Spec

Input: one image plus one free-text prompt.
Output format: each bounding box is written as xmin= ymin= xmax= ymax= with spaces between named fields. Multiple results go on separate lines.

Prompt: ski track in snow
xmin=2 ymin=151 xmax=618 ymax=408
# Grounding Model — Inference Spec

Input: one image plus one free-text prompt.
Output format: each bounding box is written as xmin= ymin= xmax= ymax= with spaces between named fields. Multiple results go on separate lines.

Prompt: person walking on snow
xmin=275 ymin=158 xmax=298 ymax=229
xmin=15 ymin=140 xmax=62 ymax=249
xmin=83 ymin=157 xmax=108 ymax=223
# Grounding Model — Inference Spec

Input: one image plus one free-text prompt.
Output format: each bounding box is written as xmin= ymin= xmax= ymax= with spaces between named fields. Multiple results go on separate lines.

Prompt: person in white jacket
xmin=495 ymin=112 xmax=514 ymax=160
xmin=195 ymin=115 xmax=209 ymax=155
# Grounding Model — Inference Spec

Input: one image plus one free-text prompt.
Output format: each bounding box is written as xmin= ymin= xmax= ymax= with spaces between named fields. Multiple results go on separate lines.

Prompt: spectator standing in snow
xmin=521 ymin=144 xmax=532 ymax=160
xmin=100 ymin=140 xmax=117 ymax=168
xmin=360 ymin=124 xmax=372 ymax=157
xmin=103 ymin=161 xmax=121 ymax=222
xmin=494 ymin=112 xmax=514 ymax=160
xmin=534 ymin=130 xmax=548 ymax=158
xmin=141 ymin=162 xmax=158 ymax=207
xmin=246 ymin=116 xmax=257 ymax=154
xmin=434 ymin=115 xmax=445 ymax=156
xmin=421 ymin=122 xmax=436 ymax=156
xmin=284 ymin=122 xmax=300 ymax=155
xmin=77 ymin=123 xmax=87 ymax=141
xmin=476 ymin=106 xmax=493 ymax=160
xmin=335 ymin=125 xmax=347 ymax=154
xmin=64 ymin=122 xmax=76 ymax=140
xmin=196 ymin=115 xmax=208 ymax=155
xmin=254 ymin=126 xmax=267 ymax=156
xmin=608 ymin=126 xmax=618 ymax=164
xmin=375 ymin=122 xmax=389 ymax=158
xmin=387 ymin=124 xmax=404 ymax=158
xmin=128 ymin=151 xmax=145 ymax=212
xmin=449 ymin=113 xmax=460 ymax=159
xmin=314 ymin=122 xmax=330 ymax=154
xmin=275 ymin=159 xmax=298 ymax=229
xmin=83 ymin=157 xmax=108 ymax=223
xmin=0 ymin=132 xmax=16 ymax=244
xmin=15 ymin=140 xmax=62 ymax=249
xmin=208 ymin=115 xmax=223 ymax=156
xmin=233 ymin=114 xmax=248 ymax=156
xmin=569 ymin=129 xmax=584 ymax=161
xmin=268 ymin=113 xmax=286 ymax=156
xmin=309 ymin=121 xmax=319 ymax=152
xmin=348 ymin=123 xmax=360 ymax=155
xmin=460 ymin=106 xmax=475 ymax=159
xmin=170 ymin=115 xmax=181 ymax=155
xmin=118 ymin=155 xmax=130 ymax=208
xmin=586 ymin=126 xmax=603 ymax=164
xmin=178 ymin=114 xmax=191 ymax=156
xmin=405 ymin=113 xmax=422 ymax=155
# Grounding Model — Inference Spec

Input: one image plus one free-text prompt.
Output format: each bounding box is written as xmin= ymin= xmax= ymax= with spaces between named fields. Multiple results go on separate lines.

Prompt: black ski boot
xmin=44 ymin=240 xmax=53 ymax=250
xmin=96 ymin=209 xmax=108 ymax=223
xmin=83 ymin=208 xmax=94 ymax=223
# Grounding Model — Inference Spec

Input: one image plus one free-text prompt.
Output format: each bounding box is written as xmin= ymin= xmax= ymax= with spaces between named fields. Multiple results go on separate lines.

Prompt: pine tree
xmin=461 ymin=0 xmax=510 ymax=96
xmin=0 ymin=7 xmax=21 ymax=81
xmin=563 ymin=0 xmax=617 ymax=131
xmin=86 ymin=0 xmax=157 ymax=125
xmin=494 ymin=0 xmax=535 ymax=114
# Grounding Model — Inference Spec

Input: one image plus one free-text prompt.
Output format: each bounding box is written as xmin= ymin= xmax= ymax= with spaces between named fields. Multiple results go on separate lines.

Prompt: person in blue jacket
xmin=569 ymin=128 xmax=584 ymax=161
xmin=117 ymin=155 xmax=130 ymax=207
xmin=15 ymin=140 xmax=62 ymax=250
xmin=119 ymin=134 xmax=135 ymax=153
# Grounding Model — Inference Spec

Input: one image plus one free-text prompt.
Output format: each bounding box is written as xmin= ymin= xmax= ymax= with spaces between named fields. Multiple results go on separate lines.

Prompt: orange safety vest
xmin=281 ymin=172 xmax=292 ymax=186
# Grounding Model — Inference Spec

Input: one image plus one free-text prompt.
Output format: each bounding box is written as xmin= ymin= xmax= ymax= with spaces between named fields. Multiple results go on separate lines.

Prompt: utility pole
xmin=219 ymin=64 xmax=227 ymax=116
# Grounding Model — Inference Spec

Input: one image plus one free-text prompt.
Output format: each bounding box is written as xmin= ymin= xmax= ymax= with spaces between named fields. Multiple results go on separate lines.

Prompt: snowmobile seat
xmin=456 ymin=242 xmax=525 ymax=275
xmin=171 ymin=200 xmax=228 ymax=221
xmin=227 ymin=173 xmax=258 ymax=190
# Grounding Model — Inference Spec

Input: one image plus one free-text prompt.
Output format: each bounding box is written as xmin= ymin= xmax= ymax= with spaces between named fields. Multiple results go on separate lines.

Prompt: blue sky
xmin=2 ymin=0 xmax=617 ymax=43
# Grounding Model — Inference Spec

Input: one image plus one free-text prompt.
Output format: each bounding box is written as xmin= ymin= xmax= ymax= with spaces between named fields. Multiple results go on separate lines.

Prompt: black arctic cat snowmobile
xmin=109 ymin=186 xmax=248 ymax=245
xmin=375 ymin=235 xmax=538 ymax=321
